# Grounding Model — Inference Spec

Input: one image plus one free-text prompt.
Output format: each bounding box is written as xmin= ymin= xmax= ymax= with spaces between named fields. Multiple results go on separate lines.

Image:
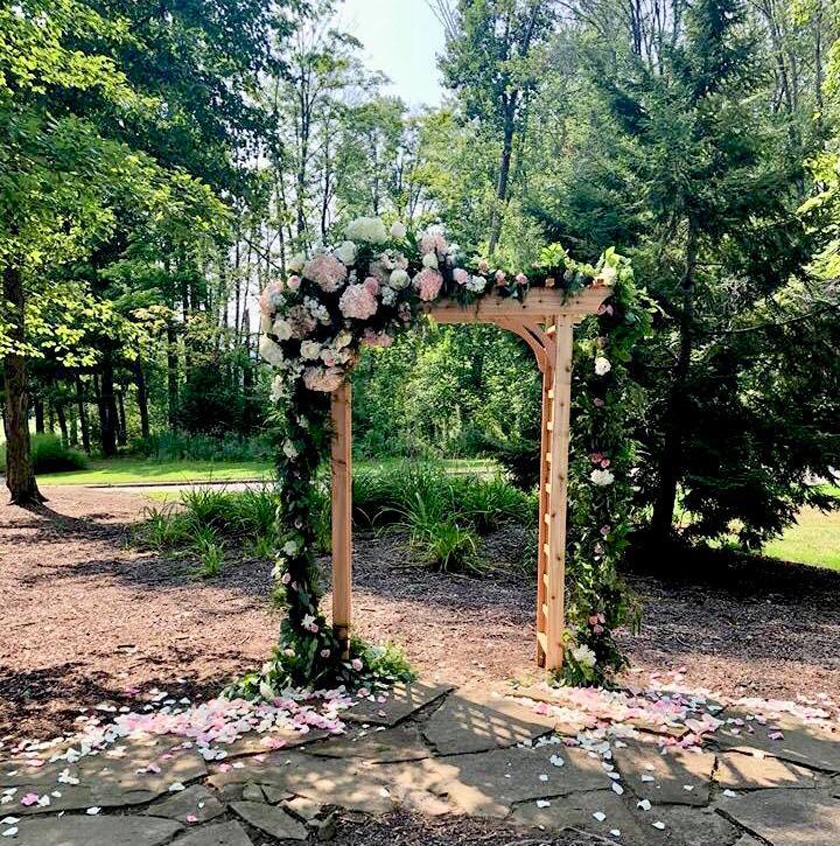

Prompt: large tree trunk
xmin=3 ymin=264 xmax=45 ymax=505
xmin=134 ymin=360 xmax=150 ymax=440
xmin=650 ymin=221 xmax=698 ymax=544
xmin=75 ymin=374 xmax=91 ymax=454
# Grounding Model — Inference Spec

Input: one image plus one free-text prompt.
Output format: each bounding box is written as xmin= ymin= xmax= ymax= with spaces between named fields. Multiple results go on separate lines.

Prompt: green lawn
xmin=38 ymin=458 xmax=273 ymax=486
xmin=36 ymin=456 xmax=496 ymax=487
xmin=764 ymin=505 xmax=840 ymax=571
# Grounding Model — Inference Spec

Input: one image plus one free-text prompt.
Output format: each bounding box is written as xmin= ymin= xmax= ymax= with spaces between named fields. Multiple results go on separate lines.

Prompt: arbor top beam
xmin=425 ymin=286 xmax=613 ymax=325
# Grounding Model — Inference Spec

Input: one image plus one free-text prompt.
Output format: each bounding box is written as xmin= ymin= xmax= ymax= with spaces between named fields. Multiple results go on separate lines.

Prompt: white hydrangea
xmin=300 ymin=340 xmax=321 ymax=360
xmin=571 ymin=644 xmax=597 ymax=668
xmin=304 ymin=297 xmax=331 ymax=324
xmin=422 ymin=252 xmax=439 ymax=269
xmin=334 ymin=329 xmax=353 ymax=349
xmin=467 ymin=275 xmax=487 ymax=293
xmin=334 ymin=240 xmax=357 ymax=265
xmin=390 ymin=221 xmax=407 ymax=239
xmin=346 ymin=216 xmax=388 ymax=244
xmin=590 ymin=468 xmax=615 ymax=486
xmin=381 ymin=286 xmax=397 ymax=306
xmin=389 ymin=268 xmax=410 ymax=290
xmin=594 ymin=356 xmax=612 ymax=376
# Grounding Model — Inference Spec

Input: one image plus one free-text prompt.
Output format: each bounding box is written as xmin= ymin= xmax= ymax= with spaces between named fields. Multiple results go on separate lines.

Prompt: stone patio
xmin=1 ymin=681 xmax=839 ymax=845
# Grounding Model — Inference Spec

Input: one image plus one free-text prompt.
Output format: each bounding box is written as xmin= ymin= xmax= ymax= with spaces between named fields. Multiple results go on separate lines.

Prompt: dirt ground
xmin=1 ymin=486 xmax=838 ymax=748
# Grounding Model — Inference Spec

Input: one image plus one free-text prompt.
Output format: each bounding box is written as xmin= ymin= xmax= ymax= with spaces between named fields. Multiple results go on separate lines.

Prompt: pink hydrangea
xmin=339 ymin=283 xmax=378 ymax=320
xmin=413 ymin=268 xmax=443 ymax=302
xmin=361 ymin=328 xmax=393 ymax=348
xmin=259 ymin=280 xmax=285 ymax=316
xmin=286 ymin=305 xmax=317 ymax=339
xmin=421 ymin=232 xmax=448 ymax=256
xmin=303 ymin=254 xmax=347 ymax=293
xmin=303 ymin=367 xmax=345 ymax=392
xmin=453 ymin=268 xmax=469 ymax=286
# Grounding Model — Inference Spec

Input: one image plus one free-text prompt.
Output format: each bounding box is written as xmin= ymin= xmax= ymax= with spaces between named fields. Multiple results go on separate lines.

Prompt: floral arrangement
xmin=237 ymin=217 xmax=649 ymax=698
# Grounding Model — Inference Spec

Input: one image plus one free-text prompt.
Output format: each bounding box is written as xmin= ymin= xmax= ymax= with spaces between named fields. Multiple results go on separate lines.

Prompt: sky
xmin=338 ymin=0 xmax=446 ymax=108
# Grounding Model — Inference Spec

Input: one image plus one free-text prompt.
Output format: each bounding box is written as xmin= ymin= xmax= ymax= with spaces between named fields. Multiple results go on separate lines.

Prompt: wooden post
xmin=331 ymin=380 xmax=352 ymax=659
xmin=543 ymin=315 xmax=575 ymax=670
xmin=535 ymin=355 xmax=553 ymax=667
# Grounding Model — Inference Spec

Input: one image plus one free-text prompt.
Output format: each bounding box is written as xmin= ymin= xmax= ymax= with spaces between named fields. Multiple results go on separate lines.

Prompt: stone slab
xmin=306 ymin=722 xmax=431 ymax=763
xmin=716 ymin=752 xmax=822 ymax=790
xmin=12 ymin=815 xmax=182 ymax=846
xmin=346 ymin=682 xmax=454 ymax=726
xmin=175 ymin=820 xmax=254 ymax=846
xmin=715 ymin=715 xmax=840 ymax=774
xmin=10 ymin=746 xmax=208 ymax=816
xmin=613 ymin=741 xmax=715 ymax=806
xmin=232 ymin=799 xmax=309 ymax=840
xmin=209 ymin=751 xmax=395 ymax=814
xmin=394 ymin=744 xmax=612 ymax=818
xmin=653 ymin=806 xmax=741 ymax=846
xmin=142 ymin=783 xmax=225 ymax=823
xmin=719 ymin=788 xmax=840 ymax=846
xmin=222 ymin=727 xmax=327 ymax=759
xmin=422 ymin=688 xmax=555 ymax=755
xmin=512 ymin=790 xmax=653 ymax=845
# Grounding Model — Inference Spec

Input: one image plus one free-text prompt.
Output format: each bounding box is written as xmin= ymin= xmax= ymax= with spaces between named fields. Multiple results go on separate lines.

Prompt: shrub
xmin=16 ymin=433 xmax=89 ymax=474
xmin=133 ymin=431 xmax=271 ymax=463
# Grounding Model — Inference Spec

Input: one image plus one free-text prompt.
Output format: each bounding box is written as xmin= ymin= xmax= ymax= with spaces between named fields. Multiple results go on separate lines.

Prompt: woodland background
xmin=2 ymin=0 xmax=839 ymax=553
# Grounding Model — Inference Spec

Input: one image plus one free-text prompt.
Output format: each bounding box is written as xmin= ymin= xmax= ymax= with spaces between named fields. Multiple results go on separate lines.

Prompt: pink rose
xmin=515 ymin=272 xmax=528 ymax=285
xmin=453 ymin=268 xmax=469 ymax=285
xmin=478 ymin=259 xmax=489 ymax=274
xmin=495 ymin=270 xmax=506 ymax=286
xmin=281 ymin=572 xmax=291 ymax=585
xmin=287 ymin=275 xmax=301 ymax=291
xmin=413 ymin=268 xmax=443 ymax=302
xmin=351 ymin=658 xmax=363 ymax=672
xmin=259 ymin=281 xmax=285 ymax=316
xmin=593 ymin=397 xmax=606 ymax=407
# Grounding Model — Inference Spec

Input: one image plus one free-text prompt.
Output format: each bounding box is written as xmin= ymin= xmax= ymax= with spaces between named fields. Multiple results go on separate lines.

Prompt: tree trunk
xmin=116 ymin=388 xmax=127 ymax=447
xmin=75 ymin=374 xmax=91 ymax=454
xmin=167 ymin=326 xmax=179 ymax=430
xmin=98 ymin=358 xmax=118 ymax=457
xmin=134 ymin=360 xmax=150 ymax=440
xmin=56 ymin=401 xmax=69 ymax=445
xmin=2 ymin=263 xmax=45 ymax=505
xmin=488 ymin=106 xmax=516 ymax=255
xmin=34 ymin=399 xmax=45 ymax=434
xmin=650 ymin=221 xmax=698 ymax=544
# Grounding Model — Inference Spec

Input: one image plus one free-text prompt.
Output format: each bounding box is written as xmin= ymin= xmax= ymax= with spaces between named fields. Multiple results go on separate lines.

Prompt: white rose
xmin=422 ymin=252 xmax=439 ymax=269
xmin=335 ymin=240 xmax=357 ymax=265
xmin=259 ymin=336 xmax=285 ymax=367
xmin=590 ymin=468 xmax=615 ymax=487
xmin=334 ymin=330 xmax=353 ymax=349
xmin=571 ymin=644 xmax=597 ymax=668
xmin=346 ymin=216 xmax=388 ymax=244
xmin=390 ymin=221 xmax=407 ymax=239
xmin=283 ymin=440 xmax=298 ymax=459
xmin=288 ymin=253 xmax=306 ymax=273
xmin=272 ymin=319 xmax=294 ymax=341
xmin=467 ymin=275 xmax=487 ymax=293
xmin=594 ymin=357 xmax=612 ymax=376
xmin=389 ymin=268 xmax=410 ymax=290
xmin=300 ymin=340 xmax=322 ymax=360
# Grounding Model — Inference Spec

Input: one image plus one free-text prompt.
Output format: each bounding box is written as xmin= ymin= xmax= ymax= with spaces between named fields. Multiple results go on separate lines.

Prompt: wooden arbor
xmin=330 ymin=287 xmax=612 ymax=670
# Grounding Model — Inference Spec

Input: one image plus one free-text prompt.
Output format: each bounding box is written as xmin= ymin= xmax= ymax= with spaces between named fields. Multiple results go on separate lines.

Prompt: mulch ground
xmin=1 ymin=486 xmax=838 ymax=750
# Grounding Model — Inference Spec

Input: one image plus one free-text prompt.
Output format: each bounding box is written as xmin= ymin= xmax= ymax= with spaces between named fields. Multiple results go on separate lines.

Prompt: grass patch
xmin=763 ymin=506 xmax=840 ymax=571
xmin=38 ymin=458 xmax=272 ymax=486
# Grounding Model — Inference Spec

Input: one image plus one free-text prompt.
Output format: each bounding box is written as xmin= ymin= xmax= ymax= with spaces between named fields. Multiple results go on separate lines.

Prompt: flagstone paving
xmin=1 ymin=680 xmax=838 ymax=845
